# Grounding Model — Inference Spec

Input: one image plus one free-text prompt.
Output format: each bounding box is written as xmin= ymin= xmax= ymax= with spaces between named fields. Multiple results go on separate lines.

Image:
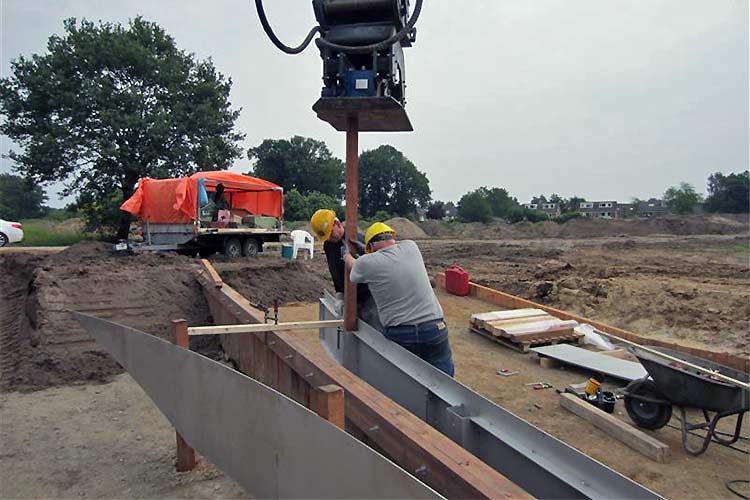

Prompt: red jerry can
xmin=445 ymin=265 xmax=470 ymax=296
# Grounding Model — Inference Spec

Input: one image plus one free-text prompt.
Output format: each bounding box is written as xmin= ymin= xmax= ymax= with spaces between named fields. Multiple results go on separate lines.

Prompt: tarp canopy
xmin=121 ymin=171 xmax=283 ymax=223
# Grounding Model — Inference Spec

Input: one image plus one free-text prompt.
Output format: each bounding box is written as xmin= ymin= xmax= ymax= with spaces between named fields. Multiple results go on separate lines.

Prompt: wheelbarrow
xmin=623 ymin=345 xmax=749 ymax=456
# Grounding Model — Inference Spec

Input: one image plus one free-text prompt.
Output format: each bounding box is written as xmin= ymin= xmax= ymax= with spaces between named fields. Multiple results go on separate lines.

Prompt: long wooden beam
xmin=188 ymin=320 xmax=344 ymax=336
xmin=197 ymin=261 xmax=531 ymax=500
xmin=436 ymin=273 xmax=749 ymax=373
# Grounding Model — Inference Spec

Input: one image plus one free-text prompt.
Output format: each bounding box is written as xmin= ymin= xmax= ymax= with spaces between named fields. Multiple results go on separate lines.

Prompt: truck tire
xmin=223 ymin=237 xmax=242 ymax=258
xmin=242 ymin=238 xmax=260 ymax=257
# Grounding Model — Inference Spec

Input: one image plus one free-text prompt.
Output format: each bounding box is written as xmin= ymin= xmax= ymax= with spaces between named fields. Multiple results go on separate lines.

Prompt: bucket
xmin=281 ymin=244 xmax=294 ymax=259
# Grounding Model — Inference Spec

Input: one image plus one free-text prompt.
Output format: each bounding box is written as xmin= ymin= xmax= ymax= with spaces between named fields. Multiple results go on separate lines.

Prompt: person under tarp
xmin=121 ymin=171 xmax=283 ymax=224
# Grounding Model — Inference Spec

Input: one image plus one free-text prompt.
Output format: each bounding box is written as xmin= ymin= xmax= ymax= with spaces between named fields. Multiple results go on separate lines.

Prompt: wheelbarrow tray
xmin=629 ymin=346 xmax=750 ymax=413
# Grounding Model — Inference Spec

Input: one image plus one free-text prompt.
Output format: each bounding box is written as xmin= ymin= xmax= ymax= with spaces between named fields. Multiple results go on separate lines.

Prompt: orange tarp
xmin=121 ymin=171 xmax=283 ymax=223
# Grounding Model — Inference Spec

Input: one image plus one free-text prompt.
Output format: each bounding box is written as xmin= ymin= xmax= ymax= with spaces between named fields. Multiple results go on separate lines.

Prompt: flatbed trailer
xmin=118 ymin=221 xmax=288 ymax=257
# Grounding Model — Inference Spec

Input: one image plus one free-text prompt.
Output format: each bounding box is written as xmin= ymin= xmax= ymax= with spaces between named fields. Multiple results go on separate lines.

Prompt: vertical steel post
xmin=344 ymin=115 xmax=359 ymax=331
xmin=171 ymin=319 xmax=197 ymax=472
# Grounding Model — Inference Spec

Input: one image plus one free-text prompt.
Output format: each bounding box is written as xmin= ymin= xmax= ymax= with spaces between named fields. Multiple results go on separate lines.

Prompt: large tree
xmin=705 ymin=171 xmax=749 ymax=213
xmin=247 ymin=136 xmax=344 ymax=198
xmin=457 ymin=189 xmax=492 ymax=223
xmin=0 ymin=174 xmax=48 ymax=220
xmin=664 ymin=182 xmax=703 ymax=215
xmin=358 ymin=145 xmax=431 ymax=218
xmin=0 ymin=17 xmax=244 ymax=238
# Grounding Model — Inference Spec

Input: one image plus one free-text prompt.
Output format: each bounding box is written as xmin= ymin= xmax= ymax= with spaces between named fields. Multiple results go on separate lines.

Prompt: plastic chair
xmin=290 ymin=230 xmax=314 ymax=259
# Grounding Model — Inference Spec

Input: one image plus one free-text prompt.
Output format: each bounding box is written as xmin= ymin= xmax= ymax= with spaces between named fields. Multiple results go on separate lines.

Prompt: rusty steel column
xmin=344 ymin=115 xmax=359 ymax=331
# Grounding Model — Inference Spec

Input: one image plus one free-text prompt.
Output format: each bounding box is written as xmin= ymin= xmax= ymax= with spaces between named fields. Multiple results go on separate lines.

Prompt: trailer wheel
xmin=223 ymin=237 xmax=243 ymax=258
xmin=242 ymin=238 xmax=260 ymax=257
xmin=624 ymin=379 xmax=672 ymax=430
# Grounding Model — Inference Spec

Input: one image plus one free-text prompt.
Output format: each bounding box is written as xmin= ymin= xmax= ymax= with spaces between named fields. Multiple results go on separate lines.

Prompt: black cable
xmin=315 ymin=0 xmax=423 ymax=54
xmin=254 ymin=0 xmax=322 ymax=54
xmin=726 ymin=480 xmax=750 ymax=500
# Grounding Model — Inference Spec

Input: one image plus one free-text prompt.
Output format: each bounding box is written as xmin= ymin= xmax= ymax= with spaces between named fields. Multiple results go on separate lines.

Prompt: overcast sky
xmin=1 ymin=0 xmax=748 ymax=207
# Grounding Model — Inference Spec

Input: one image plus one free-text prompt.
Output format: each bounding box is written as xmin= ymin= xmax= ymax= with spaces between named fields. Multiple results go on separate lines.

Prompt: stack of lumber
xmin=470 ymin=308 xmax=583 ymax=352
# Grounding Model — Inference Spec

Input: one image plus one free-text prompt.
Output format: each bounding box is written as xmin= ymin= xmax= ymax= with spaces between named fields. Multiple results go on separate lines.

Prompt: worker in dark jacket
xmin=310 ymin=209 xmax=382 ymax=330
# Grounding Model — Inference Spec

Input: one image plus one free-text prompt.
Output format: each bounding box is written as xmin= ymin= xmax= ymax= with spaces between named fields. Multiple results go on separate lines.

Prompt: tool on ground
xmin=525 ymin=382 xmax=553 ymax=390
xmin=497 ymin=368 xmax=519 ymax=377
xmin=254 ymin=0 xmax=423 ymax=132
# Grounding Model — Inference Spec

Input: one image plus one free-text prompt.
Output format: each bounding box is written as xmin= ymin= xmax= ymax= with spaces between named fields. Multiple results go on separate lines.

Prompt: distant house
xmin=443 ymin=203 xmax=458 ymax=221
xmin=579 ymin=201 xmax=619 ymax=219
xmin=635 ymin=198 xmax=669 ymax=218
xmin=523 ymin=202 xmax=561 ymax=217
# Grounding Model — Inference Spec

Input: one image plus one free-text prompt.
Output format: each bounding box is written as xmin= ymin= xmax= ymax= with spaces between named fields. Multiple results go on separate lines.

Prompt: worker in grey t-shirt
xmin=345 ymin=222 xmax=454 ymax=376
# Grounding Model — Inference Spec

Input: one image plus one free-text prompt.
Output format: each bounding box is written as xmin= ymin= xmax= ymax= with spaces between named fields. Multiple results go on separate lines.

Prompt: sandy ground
xmin=0 ymin=374 xmax=246 ymax=499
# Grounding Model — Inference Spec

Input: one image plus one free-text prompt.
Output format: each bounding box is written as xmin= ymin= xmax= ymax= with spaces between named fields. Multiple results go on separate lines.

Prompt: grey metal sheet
xmin=532 ymin=344 xmax=648 ymax=382
xmin=73 ymin=312 xmax=439 ymax=499
xmin=318 ymin=293 xmax=662 ymax=500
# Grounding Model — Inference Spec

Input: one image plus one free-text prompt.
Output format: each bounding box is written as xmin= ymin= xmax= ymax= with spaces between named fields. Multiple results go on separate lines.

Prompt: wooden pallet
xmin=471 ymin=327 xmax=583 ymax=353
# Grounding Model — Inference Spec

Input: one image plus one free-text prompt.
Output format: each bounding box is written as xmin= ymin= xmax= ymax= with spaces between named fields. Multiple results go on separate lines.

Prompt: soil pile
xmin=213 ymin=256 xmax=333 ymax=306
xmin=419 ymin=214 xmax=750 ymax=240
xmin=1 ymin=242 xmax=213 ymax=392
xmin=384 ymin=217 xmax=427 ymax=239
xmin=1 ymin=243 xmax=336 ymax=392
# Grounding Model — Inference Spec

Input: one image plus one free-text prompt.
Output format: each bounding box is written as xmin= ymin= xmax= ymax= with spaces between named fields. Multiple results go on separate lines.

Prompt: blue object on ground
xmin=281 ymin=244 xmax=294 ymax=259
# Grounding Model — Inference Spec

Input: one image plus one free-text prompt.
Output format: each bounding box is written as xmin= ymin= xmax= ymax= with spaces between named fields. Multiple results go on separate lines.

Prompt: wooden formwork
xmin=436 ymin=273 xmax=749 ymax=373
xmin=195 ymin=261 xmax=531 ymax=500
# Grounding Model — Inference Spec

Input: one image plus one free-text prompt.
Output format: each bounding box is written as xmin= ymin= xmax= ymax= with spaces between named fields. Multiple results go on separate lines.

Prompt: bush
xmin=552 ymin=211 xmax=583 ymax=224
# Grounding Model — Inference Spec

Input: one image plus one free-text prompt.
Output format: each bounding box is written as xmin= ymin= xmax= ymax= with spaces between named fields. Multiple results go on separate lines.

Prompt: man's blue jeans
xmin=384 ymin=320 xmax=455 ymax=377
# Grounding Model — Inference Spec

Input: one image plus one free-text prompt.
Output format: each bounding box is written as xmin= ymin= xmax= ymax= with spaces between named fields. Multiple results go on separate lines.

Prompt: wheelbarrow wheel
xmin=624 ymin=379 xmax=672 ymax=430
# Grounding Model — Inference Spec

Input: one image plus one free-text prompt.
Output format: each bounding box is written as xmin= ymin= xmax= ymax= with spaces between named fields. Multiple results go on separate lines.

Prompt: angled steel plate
xmin=532 ymin=344 xmax=648 ymax=382
xmin=73 ymin=312 xmax=438 ymax=499
xmin=319 ymin=293 xmax=662 ymax=500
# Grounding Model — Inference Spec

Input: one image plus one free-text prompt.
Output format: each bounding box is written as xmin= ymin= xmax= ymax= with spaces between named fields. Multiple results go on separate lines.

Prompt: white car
xmin=0 ymin=219 xmax=24 ymax=247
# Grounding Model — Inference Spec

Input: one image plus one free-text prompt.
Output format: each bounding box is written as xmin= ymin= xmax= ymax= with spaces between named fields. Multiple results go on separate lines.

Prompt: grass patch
xmin=16 ymin=219 xmax=87 ymax=247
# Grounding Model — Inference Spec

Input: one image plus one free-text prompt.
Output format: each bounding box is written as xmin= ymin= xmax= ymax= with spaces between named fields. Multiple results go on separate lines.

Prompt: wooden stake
xmin=313 ymin=384 xmax=345 ymax=430
xmin=344 ymin=115 xmax=359 ymax=332
xmin=171 ymin=319 xmax=197 ymax=472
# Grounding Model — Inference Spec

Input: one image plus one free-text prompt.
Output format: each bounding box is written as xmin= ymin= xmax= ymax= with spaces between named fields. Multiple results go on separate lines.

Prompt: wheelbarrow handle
xmin=600 ymin=333 xmax=750 ymax=390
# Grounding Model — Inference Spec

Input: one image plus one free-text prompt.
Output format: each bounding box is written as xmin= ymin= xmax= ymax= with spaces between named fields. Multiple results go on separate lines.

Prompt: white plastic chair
xmin=290 ymin=230 xmax=314 ymax=259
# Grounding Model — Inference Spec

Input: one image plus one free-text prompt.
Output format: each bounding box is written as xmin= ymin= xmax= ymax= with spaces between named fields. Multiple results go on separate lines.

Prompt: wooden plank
xmin=188 ymin=320 xmax=344 ymax=336
xmin=483 ymin=315 xmax=555 ymax=329
xmin=171 ymin=319 xmax=196 ymax=472
xmin=313 ymin=385 xmax=345 ymax=430
xmin=471 ymin=309 xmax=548 ymax=328
xmin=200 ymin=259 xmax=223 ymax=288
xmin=436 ymin=273 xmax=750 ymax=373
xmin=559 ymin=393 xmax=671 ymax=463
xmin=197 ymin=262 xmax=531 ymax=500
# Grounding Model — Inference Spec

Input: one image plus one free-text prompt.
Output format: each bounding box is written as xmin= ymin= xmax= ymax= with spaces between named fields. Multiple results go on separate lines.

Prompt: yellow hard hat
xmin=364 ymin=222 xmax=397 ymax=253
xmin=310 ymin=209 xmax=336 ymax=241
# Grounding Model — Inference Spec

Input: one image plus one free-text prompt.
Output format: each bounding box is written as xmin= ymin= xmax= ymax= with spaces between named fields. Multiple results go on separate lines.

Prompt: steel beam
xmin=73 ymin=312 xmax=438 ymax=499
xmin=319 ymin=292 xmax=663 ymax=500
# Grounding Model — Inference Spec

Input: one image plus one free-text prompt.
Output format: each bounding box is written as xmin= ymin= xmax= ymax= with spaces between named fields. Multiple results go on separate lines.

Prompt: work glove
xmin=350 ymin=239 xmax=366 ymax=257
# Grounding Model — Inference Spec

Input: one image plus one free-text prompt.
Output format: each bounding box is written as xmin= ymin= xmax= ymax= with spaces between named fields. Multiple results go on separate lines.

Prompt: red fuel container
xmin=445 ymin=265 xmax=470 ymax=296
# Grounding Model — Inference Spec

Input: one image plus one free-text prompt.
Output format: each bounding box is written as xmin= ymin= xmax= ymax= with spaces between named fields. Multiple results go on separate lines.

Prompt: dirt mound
xmin=419 ymin=214 xmax=750 ymax=240
xmin=385 ymin=217 xmax=427 ymax=239
xmin=213 ymin=256 xmax=332 ymax=306
xmin=0 ymin=242 xmax=214 ymax=392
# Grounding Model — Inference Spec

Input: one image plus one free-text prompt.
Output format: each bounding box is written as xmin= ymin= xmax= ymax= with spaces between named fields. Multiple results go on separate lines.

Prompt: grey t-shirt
xmin=350 ymin=240 xmax=443 ymax=327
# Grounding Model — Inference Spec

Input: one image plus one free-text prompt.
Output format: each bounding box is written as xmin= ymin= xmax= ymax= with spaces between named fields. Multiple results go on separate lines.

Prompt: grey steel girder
xmin=73 ymin=312 xmax=439 ymax=499
xmin=318 ymin=292 xmax=662 ymax=500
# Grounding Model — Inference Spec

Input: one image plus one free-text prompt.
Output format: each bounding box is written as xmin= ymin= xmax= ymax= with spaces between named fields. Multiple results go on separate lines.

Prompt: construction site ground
xmin=1 ymin=221 xmax=748 ymax=498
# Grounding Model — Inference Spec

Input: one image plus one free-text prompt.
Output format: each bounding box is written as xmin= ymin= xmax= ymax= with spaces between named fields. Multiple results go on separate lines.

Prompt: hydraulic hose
xmin=254 ymin=0 xmax=423 ymax=55
xmin=254 ymin=0 xmax=322 ymax=54
xmin=316 ymin=0 xmax=423 ymax=54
